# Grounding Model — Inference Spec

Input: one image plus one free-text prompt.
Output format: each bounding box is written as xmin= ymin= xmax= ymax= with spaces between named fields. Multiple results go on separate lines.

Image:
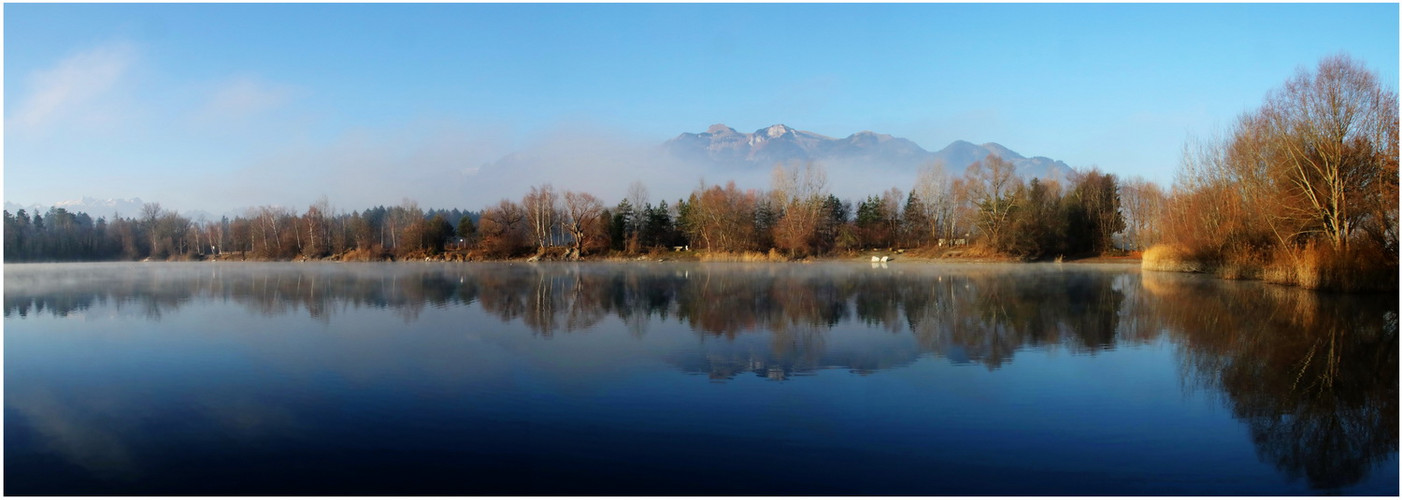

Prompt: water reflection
xmin=5 ymin=262 xmax=1396 ymax=492
xmin=1141 ymin=271 xmax=1398 ymax=492
xmin=6 ymin=263 xmax=1141 ymax=369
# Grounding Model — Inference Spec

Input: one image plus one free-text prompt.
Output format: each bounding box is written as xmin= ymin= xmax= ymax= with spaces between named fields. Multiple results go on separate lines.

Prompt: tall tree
xmin=914 ymin=161 xmax=957 ymax=243
xmin=685 ymin=180 xmax=759 ymax=252
xmin=611 ymin=199 xmax=637 ymax=251
xmin=523 ymin=184 xmax=560 ymax=251
xmin=899 ymin=191 xmax=930 ymax=248
xmin=1065 ymin=169 xmax=1124 ymax=256
xmin=479 ymin=199 xmax=528 ymax=257
xmin=1257 ymin=54 xmax=1398 ymax=252
xmin=1120 ymin=177 xmax=1166 ymax=251
xmin=562 ymin=191 xmax=606 ymax=253
xmin=456 ymin=214 xmax=478 ymax=248
xmin=964 ymin=155 xmax=1022 ymax=247
xmin=770 ymin=162 xmax=830 ymax=256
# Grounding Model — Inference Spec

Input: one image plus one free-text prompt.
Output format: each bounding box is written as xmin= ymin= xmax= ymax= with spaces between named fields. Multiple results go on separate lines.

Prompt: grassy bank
xmin=1142 ymin=243 xmax=1398 ymax=292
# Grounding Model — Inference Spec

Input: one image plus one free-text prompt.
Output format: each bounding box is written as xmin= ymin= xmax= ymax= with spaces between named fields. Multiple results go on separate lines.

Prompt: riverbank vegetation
xmin=1144 ymin=54 xmax=1398 ymax=291
xmin=3 ymin=158 xmax=1128 ymax=265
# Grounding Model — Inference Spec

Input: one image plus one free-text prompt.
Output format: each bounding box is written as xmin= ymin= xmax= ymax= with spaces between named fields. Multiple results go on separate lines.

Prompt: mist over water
xmin=5 ymin=262 xmax=1397 ymax=495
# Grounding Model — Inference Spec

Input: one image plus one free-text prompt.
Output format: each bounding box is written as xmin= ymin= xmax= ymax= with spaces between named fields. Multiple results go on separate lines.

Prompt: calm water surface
xmin=4 ymin=262 xmax=1397 ymax=495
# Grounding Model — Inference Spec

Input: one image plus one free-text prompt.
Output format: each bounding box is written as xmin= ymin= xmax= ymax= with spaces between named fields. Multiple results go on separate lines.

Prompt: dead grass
xmin=339 ymin=248 xmax=390 ymax=262
xmin=698 ymin=249 xmax=792 ymax=262
xmin=1141 ymin=245 xmax=1207 ymax=273
xmin=1265 ymin=242 xmax=1397 ymax=291
xmin=1147 ymin=240 xmax=1397 ymax=292
xmin=956 ymin=244 xmax=1001 ymax=259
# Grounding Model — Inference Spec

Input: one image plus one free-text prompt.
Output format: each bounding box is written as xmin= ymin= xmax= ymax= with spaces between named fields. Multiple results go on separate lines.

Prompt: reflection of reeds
xmin=1141 ymin=268 xmax=1398 ymax=490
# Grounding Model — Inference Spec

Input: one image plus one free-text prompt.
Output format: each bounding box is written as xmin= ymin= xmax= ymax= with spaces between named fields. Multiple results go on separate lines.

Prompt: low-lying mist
xmin=196 ymin=121 xmax=929 ymax=215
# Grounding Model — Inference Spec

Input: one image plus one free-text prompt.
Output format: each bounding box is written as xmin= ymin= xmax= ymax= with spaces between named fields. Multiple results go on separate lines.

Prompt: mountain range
xmin=4 ymin=197 xmax=214 ymax=221
xmin=665 ymin=123 xmax=1075 ymax=182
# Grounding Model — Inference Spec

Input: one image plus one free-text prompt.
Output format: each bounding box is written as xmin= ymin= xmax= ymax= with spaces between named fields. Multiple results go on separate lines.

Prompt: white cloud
xmin=8 ymin=41 xmax=136 ymax=132
xmin=197 ymin=76 xmax=294 ymax=123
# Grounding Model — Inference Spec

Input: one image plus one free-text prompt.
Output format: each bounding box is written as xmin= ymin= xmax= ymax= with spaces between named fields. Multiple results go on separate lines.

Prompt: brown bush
xmin=1142 ymin=244 xmax=1207 ymax=273
xmin=698 ymin=250 xmax=791 ymax=262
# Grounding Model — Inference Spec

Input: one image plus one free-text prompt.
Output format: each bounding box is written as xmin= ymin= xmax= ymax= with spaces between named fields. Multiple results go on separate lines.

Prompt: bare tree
xmin=770 ymin=161 xmax=828 ymax=204
xmin=1155 ymin=54 xmax=1398 ymax=289
xmin=686 ymin=180 xmax=760 ymax=252
xmin=141 ymin=202 xmax=163 ymax=256
xmin=879 ymin=187 xmax=904 ymax=246
xmin=771 ymin=162 xmax=830 ymax=255
xmin=301 ymin=198 xmax=331 ymax=258
xmin=479 ymin=199 xmax=528 ymax=257
xmin=626 ymin=181 xmax=650 ymax=214
xmin=1257 ymin=54 xmax=1398 ymax=252
xmin=523 ymin=184 xmax=560 ymax=251
xmin=562 ymin=191 xmax=605 ymax=254
xmin=964 ymin=154 xmax=1021 ymax=245
xmin=914 ymin=161 xmax=957 ymax=242
xmin=1120 ymin=176 xmax=1167 ymax=251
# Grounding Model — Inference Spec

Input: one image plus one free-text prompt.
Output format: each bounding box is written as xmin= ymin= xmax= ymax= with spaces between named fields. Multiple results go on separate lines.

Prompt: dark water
xmin=4 ymin=262 xmax=1397 ymax=495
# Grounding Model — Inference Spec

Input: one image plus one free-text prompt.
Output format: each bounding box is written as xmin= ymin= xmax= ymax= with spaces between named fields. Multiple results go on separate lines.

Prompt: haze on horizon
xmin=5 ymin=3 xmax=1397 ymax=217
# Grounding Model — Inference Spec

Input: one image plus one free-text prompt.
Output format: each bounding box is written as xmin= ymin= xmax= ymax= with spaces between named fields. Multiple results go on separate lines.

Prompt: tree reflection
xmin=1142 ymin=271 xmax=1398 ymax=491
xmin=896 ymin=269 xmax=1129 ymax=369
xmin=7 ymin=263 xmax=1140 ymax=371
xmin=7 ymin=262 xmax=1395 ymax=489
xmin=5 ymin=263 xmax=1137 ymax=367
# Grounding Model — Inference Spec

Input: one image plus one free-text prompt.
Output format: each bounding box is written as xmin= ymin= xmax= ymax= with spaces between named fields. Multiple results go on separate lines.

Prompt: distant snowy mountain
xmin=50 ymin=197 xmax=149 ymax=219
xmin=666 ymin=123 xmax=934 ymax=170
xmin=4 ymin=198 xmax=143 ymax=218
xmin=665 ymin=124 xmax=1074 ymax=182
xmin=665 ymin=124 xmax=857 ymax=168
xmin=2 ymin=197 xmax=217 ymax=221
xmin=3 ymin=200 xmax=45 ymax=215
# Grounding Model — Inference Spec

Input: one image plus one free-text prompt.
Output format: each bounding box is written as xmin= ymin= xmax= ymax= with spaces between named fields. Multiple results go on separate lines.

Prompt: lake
xmin=4 ymin=261 xmax=1397 ymax=495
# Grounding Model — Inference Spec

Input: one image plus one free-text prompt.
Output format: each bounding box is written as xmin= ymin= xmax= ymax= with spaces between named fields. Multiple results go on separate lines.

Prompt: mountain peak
xmin=761 ymin=124 xmax=794 ymax=138
xmin=706 ymin=123 xmax=737 ymax=135
xmin=666 ymin=123 xmax=929 ymax=170
xmin=979 ymin=142 xmax=1026 ymax=161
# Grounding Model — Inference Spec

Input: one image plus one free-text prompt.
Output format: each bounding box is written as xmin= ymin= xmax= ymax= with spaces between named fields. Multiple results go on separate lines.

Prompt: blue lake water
xmin=4 ymin=261 xmax=1397 ymax=495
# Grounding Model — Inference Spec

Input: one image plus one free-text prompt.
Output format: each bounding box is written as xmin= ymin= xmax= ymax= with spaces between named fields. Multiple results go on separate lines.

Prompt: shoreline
xmin=1141 ymin=244 xmax=1399 ymax=293
xmin=10 ymin=252 xmax=1143 ymax=266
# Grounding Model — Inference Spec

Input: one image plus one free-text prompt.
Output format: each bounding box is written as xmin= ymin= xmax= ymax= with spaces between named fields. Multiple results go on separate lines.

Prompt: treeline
xmin=3 ymin=200 xmax=478 ymax=262
xmin=1145 ymin=54 xmax=1398 ymax=291
xmin=470 ymin=159 xmax=1129 ymax=261
xmin=5 ymin=158 xmax=1137 ymax=263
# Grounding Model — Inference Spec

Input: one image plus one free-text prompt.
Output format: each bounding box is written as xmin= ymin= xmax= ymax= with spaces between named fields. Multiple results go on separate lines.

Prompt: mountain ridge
xmin=665 ymin=123 xmax=1074 ymax=182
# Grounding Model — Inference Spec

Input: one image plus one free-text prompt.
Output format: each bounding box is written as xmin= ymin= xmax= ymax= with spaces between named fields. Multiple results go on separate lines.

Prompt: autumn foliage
xmin=1148 ymin=54 xmax=1398 ymax=290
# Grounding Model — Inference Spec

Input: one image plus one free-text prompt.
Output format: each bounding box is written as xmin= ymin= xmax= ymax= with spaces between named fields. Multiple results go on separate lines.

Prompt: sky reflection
xmin=4 ymin=262 xmax=1396 ymax=494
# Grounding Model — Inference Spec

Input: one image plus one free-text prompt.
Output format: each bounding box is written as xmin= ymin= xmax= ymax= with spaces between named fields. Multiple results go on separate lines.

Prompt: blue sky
xmin=5 ymin=3 xmax=1398 ymax=215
